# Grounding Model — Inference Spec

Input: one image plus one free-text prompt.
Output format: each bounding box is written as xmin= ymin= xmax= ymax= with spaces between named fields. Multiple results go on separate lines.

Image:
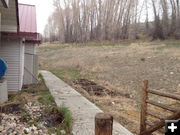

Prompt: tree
xmin=43 ymin=0 xmax=180 ymax=43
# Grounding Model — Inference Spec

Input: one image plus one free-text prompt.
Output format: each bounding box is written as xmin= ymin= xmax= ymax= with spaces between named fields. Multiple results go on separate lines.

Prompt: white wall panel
xmin=0 ymin=37 xmax=23 ymax=93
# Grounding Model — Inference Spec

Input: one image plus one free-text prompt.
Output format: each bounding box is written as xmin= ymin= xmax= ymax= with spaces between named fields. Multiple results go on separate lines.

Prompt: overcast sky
xmin=19 ymin=0 xmax=54 ymax=34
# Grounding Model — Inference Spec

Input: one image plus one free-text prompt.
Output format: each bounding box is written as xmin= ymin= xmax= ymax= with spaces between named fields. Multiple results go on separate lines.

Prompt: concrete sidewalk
xmin=40 ymin=70 xmax=134 ymax=135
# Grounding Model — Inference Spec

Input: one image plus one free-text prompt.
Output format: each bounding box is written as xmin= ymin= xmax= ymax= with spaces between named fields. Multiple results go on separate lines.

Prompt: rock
xmin=112 ymin=102 xmax=115 ymax=105
xmin=11 ymin=123 xmax=16 ymax=128
xmin=7 ymin=123 xmax=16 ymax=129
xmin=38 ymin=130 xmax=43 ymax=134
xmin=170 ymin=72 xmax=174 ymax=75
xmin=34 ymin=131 xmax=39 ymax=134
xmin=28 ymin=102 xmax=32 ymax=107
xmin=60 ymin=130 xmax=66 ymax=134
xmin=13 ymin=131 xmax=19 ymax=135
xmin=1 ymin=130 xmax=6 ymax=134
xmin=23 ymin=128 xmax=30 ymax=134
xmin=0 ymin=126 xmax=4 ymax=131
xmin=0 ymin=101 xmax=53 ymax=135
xmin=10 ymin=117 xmax=15 ymax=121
xmin=7 ymin=128 xmax=14 ymax=135
xmin=31 ymin=125 xmax=37 ymax=132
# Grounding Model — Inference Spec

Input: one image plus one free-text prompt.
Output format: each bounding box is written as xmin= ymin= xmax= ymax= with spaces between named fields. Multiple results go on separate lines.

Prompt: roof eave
xmin=25 ymin=40 xmax=41 ymax=44
xmin=2 ymin=32 xmax=37 ymax=38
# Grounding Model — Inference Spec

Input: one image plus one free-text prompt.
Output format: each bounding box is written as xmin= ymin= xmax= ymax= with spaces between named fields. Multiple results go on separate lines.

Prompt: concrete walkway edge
xmin=40 ymin=70 xmax=134 ymax=135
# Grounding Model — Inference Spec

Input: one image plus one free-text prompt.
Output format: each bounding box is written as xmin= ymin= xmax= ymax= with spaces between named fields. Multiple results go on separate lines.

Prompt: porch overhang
xmin=2 ymin=32 xmax=41 ymax=44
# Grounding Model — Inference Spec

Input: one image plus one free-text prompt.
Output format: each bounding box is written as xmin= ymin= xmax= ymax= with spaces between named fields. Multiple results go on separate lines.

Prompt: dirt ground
xmin=37 ymin=41 xmax=180 ymax=134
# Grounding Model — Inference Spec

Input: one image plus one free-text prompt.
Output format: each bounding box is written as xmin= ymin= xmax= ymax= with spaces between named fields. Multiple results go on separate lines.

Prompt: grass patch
xmin=37 ymin=44 xmax=69 ymax=52
xmin=49 ymin=67 xmax=95 ymax=83
xmin=38 ymin=40 xmax=180 ymax=52
xmin=60 ymin=106 xmax=72 ymax=132
xmin=152 ymin=40 xmax=180 ymax=50
xmin=50 ymin=68 xmax=83 ymax=80
xmin=38 ymin=41 xmax=133 ymax=52
xmin=38 ymin=95 xmax=55 ymax=105
xmin=163 ymin=40 xmax=180 ymax=47
xmin=71 ymin=41 xmax=132 ymax=47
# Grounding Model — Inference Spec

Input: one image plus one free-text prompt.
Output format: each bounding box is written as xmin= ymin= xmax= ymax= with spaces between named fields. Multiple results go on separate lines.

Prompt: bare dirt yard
xmin=37 ymin=40 xmax=180 ymax=134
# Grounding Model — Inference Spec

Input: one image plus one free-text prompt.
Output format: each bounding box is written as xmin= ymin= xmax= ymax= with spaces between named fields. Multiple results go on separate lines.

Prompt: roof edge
xmin=25 ymin=40 xmax=41 ymax=44
xmin=18 ymin=3 xmax=35 ymax=7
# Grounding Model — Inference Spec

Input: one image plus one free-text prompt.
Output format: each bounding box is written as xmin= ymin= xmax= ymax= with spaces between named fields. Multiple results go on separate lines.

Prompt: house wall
xmin=0 ymin=78 xmax=8 ymax=103
xmin=0 ymin=0 xmax=18 ymax=33
xmin=20 ymin=42 xmax=24 ymax=87
xmin=0 ymin=36 xmax=24 ymax=93
xmin=24 ymin=43 xmax=38 ymax=85
xmin=0 ymin=13 xmax=1 ymax=32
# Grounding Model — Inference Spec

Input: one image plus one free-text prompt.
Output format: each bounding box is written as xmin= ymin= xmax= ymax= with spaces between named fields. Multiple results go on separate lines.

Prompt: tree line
xmin=43 ymin=0 xmax=180 ymax=43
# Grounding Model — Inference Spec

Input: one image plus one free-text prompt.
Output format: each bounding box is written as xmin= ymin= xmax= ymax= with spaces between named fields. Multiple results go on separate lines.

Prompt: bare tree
xmin=43 ymin=0 xmax=180 ymax=43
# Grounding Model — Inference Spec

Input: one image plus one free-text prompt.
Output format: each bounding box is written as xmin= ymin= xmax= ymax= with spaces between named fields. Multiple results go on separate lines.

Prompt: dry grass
xmin=37 ymin=40 xmax=180 ymax=134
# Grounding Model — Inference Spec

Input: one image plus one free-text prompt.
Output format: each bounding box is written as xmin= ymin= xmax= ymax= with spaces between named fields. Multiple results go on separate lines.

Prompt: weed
xmin=60 ymin=106 xmax=72 ymax=132
xmin=20 ymin=106 xmax=31 ymax=122
xmin=95 ymin=103 xmax=101 ymax=107
xmin=22 ymin=89 xmax=36 ymax=94
xmin=47 ymin=106 xmax=72 ymax=134
xmin=38 ymin=94 xmax=55 ymax=105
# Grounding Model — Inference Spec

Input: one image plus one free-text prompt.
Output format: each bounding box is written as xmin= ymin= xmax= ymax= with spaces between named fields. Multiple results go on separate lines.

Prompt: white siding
xmin=0 ymin=36 xmax=23 ymax=93
xmin=24 ymin=43 xmax=38 ymax=85
xmin=33 ymin=55 xmax=38 ymax=84
xmin=25 ymin=44 xmax=36 ymax=54
xmin=19 ymin=42 xmax=25 ymax=89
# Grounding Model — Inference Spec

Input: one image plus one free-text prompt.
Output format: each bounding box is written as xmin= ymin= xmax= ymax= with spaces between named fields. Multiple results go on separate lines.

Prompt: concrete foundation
xmin=0 ymin=77 xmax=8 ymax=103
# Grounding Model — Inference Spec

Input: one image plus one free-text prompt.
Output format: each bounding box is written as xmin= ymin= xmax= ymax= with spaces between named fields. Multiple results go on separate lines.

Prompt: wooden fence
xmin=140 ymin=80 xmax=180 ymax=135
xmin=95 ymin=113 xmax=113 ymax=135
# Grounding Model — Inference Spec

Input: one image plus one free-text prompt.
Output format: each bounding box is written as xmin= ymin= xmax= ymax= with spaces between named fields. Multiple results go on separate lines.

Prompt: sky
xmin=19 ymin=0 xmax=54 ymax=34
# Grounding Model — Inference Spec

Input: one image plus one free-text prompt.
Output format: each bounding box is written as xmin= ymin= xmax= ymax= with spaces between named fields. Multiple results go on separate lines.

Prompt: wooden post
xmin=140 ymin=80 xmax=148 ymax=134
xmin=95 ymin=113 xmax=113 ymax=135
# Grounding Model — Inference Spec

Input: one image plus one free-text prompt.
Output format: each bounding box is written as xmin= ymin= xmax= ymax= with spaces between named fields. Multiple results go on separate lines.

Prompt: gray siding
xmin=20 ymin=42 xmax=25 ymax=89
xmin=25 ymin=44 xmax=36 ymax=54
xmin=24 ymin=43 xmax=38 ymax=85
xmin=0 ymin=36 xmax=24 ymax=93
